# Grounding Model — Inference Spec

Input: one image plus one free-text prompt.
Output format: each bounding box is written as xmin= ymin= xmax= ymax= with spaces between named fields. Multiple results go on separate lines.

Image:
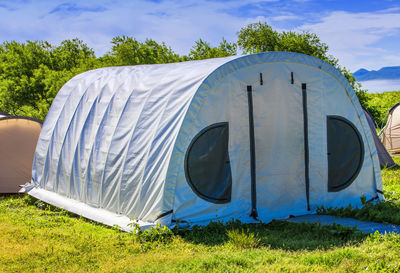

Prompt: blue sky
xmin=0 ymin=0 xmax=399 ymax=71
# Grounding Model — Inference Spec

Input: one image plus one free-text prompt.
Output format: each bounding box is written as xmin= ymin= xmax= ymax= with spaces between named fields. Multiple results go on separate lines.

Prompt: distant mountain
xmin=354 ymin=66 xmax=400 ymax=81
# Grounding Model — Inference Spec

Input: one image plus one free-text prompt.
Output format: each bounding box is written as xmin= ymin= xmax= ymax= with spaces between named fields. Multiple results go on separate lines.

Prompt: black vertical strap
xmin=259 ymin=73 xmax=263 ymax=85
xmin=302 ymin=83 xmax=310 ymax=211
xmin=247 ymin=85 xmax=258 ymax=219
xmin=291 ymin=72 xmax=294 ymax=84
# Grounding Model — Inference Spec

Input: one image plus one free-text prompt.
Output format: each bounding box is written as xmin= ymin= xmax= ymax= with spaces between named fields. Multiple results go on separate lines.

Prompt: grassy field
xmin=0 ymin=159 xmax=400 ymax=272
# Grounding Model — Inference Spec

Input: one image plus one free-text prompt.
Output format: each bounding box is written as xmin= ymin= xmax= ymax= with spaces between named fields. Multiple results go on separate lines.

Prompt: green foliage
xmin=0 ymin=39 xmax=97 ymax=120
xmin=237 ymin=22 xmax=279 ymax=54
xmin=188 ymin=38 xmax=237 ymax=60
xmin=363 ymin=91 xmax=400 ymax=127
xmin=101 ymin=35 xmax=182 ymax=66
xmin=237 ymin=22 xmax=334 ymax=64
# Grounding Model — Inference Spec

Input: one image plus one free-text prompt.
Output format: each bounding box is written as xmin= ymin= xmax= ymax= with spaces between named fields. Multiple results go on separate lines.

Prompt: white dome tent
xmin=23 ymin=52 xmax=383 ymax=231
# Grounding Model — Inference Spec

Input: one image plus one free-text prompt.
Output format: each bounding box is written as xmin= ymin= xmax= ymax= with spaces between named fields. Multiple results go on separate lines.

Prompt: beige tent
xmin=0 ymin=116 xmax=42 ymax=193
xmin=381 ymin=103 xmax=400 ymax=155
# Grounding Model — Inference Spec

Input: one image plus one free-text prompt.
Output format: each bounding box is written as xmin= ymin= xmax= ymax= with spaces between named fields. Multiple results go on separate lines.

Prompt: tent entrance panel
xmin=327 ymin=116 xmax=364 ymax=192
xmin=184 ymin=122 xmax=232 ymax=204
xmin=251 ymin=65 xmax=309 ymax=221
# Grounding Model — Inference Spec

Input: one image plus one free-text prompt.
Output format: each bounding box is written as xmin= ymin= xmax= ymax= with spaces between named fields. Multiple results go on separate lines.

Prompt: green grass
xmin=1 ymin=155 xmax=400 ymax=272
xmin=0 ymin=196 xmax=388 ymax=272
xmin=2 ymin=154 xmax=400 ymax=273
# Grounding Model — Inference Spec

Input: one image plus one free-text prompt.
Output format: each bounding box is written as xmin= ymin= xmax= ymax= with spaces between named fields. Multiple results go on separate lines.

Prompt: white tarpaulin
xmin=25 ymin=52 xmax=383 ymax=231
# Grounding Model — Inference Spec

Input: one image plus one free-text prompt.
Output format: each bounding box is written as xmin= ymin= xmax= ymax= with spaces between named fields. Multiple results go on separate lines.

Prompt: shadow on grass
xmin=175 ymin=219 xmax=368 ymax=251
xmin=0 ymin=195 xmax=370 ymax=251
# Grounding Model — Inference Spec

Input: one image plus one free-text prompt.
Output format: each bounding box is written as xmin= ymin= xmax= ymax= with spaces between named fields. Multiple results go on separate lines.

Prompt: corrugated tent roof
xmin=33 ymin=56 xmax=238 ymax=215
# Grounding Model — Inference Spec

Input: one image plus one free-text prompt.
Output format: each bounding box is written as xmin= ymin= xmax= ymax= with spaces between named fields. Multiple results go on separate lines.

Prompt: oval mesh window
xmin=327 ymin=116 xmax=364 ymax=192
xmin=185 ymin=122 xmax=232 ymax=203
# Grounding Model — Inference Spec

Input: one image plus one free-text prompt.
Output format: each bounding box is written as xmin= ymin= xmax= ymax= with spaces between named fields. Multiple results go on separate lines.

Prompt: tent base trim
xmin=25 ymin=185 xmax=155 ymax=231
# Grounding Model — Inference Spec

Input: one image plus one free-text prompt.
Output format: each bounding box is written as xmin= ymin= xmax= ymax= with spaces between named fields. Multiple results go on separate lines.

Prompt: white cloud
xmin=299 ymin=10 xmax=400 ymax=70
xmin=269 ymin=14 xmax=301 ymax=22
xmin=0 ymin=0 xmax=264 ymax=55
xmin=0 ymin=0 xmax=399 ymax=72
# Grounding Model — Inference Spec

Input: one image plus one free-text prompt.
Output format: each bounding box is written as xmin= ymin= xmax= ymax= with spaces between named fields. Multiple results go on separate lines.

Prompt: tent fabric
xmin=0 ymin=116 xmax=42 ymax=193
xmin=382 ymin=103 xmax=400 ymax=154
xmin=24 ymin=52 xmax=383 ymax=230
xmin=362 ymin=109 xmax=396 ymax=168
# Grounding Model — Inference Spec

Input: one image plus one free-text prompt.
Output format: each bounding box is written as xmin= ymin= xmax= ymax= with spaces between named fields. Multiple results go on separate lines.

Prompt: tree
xmin=237 ymin=22 xmax=279 ymax=54
xmin=101 ymin=35 xmax=182 ymax=66
xmin=238 ymin=22 xmax=336 ymax=64
xmin=188 ymin=38 xmax=237 ymax=60
xmin=237 ymin=22 xmax=367 ymax=103
xmin=0 ymin=39 xmax=97 ymax=120
xmin=50 ymin=39 xmax=97 ymax=71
